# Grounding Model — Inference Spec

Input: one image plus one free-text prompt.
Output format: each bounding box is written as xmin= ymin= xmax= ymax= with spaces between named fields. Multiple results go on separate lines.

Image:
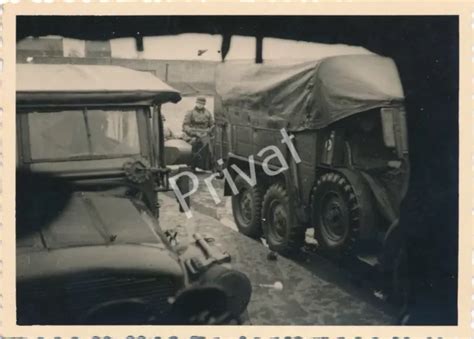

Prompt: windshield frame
xmin=17 ymin=106 xmax=151 ymax=164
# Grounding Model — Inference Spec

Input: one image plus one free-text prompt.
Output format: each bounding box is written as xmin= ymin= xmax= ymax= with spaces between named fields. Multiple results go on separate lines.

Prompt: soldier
xmin=182 ymin=97 xmax=214 ymax=170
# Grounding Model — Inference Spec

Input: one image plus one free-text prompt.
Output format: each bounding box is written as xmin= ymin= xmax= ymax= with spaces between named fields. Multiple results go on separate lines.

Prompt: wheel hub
xmin=239 ymin=190 xmax=253 ymax=223
xmin=269 ymin=202 xmax=287 ymax=240
xmin=321 ymin=192 xmax=349 ymax=243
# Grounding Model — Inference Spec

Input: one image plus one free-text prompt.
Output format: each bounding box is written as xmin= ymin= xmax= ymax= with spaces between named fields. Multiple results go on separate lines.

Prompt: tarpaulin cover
xmin=215 ymin=54 xmax=404 ymax=130
xmin=17 ymin=64 xmax=181 ymax=106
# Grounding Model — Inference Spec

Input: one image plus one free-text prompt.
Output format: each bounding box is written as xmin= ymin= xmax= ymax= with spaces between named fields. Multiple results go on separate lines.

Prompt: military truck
xmin=16 ymin=64 xmax=251 ymax=325
xmin=214 ymin=55 xmax=409 ymax=268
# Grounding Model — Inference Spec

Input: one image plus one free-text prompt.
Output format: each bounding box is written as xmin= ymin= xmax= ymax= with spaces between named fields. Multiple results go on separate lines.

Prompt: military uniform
xmin=182 ymin=107 xmax=214 ymax=140
xmin=182 ymin=98 xmax=214 ymax=170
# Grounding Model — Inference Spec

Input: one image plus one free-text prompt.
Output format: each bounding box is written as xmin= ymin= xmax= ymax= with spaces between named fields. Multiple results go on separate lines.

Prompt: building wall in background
xmin=17 ymin=37 xmax=218 ymax=96
xmin=17 ymin=36 xmax=64 ymax=57
xmin=110 ymin=34 xmax=223 ymax=61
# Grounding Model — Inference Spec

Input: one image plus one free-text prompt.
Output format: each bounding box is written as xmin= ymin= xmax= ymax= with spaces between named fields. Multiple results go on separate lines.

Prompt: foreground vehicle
xmin=16 ymin=64 xmax=251 ymax=325
xmin=214 ymin=55 xmax=409 ymax=272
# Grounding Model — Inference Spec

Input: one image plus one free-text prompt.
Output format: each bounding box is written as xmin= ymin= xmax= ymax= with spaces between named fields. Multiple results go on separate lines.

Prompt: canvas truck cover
xmin=215 ymin=54 xmax=404 ymax=131
xmin=17 ymin=64 xmax=181 ymax=107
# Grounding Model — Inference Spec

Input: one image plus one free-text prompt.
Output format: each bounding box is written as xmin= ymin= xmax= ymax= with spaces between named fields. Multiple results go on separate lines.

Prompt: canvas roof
xmin=215 ymin=54 xmax=404 ymax=130
xmin=17 ymin=63 xmax=181 ymax=106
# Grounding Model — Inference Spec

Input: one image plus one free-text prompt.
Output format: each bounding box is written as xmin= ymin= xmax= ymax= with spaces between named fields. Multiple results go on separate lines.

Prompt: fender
xmin=359 ymin=171 xmax=398 ymax=225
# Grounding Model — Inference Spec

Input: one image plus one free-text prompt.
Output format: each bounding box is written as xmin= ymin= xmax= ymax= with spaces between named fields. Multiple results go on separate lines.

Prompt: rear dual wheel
xmin=232 ymin=175 xmax=263 ymax=239
xmin=232 ymin=177 xmax=305 ymax=253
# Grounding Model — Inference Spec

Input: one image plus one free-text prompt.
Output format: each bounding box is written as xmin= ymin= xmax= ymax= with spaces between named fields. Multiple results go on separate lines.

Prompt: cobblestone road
xmin=160 ymin=176 xmax=395 ymax=325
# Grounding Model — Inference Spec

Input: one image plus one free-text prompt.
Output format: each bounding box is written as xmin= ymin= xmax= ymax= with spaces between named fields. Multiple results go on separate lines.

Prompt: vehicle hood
xmin=17 ymin=192 xmax=183 ymax=280
xmin=18 ymin=192 xmax=166 ymax=249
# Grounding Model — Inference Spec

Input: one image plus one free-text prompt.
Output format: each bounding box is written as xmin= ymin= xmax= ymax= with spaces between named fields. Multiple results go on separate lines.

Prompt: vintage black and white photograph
xmin=12 ymin=13 xmax=460 ymax=328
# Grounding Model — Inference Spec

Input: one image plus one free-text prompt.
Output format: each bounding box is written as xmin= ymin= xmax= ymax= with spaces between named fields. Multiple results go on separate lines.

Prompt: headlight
xmin=199 ymin=265 xmax=252 ymax=317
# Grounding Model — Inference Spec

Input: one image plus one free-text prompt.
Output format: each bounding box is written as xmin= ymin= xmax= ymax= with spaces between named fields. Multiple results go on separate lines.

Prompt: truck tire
xmin=312 ymin=172 xmax=368 ymax=256
xmin=262 ymin=183 xmax=305 ymax=254
xmin=231 ymin=175 xmax=263 ymax=239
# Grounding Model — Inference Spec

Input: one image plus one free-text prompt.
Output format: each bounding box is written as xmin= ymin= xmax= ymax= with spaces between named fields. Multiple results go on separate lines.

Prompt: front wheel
xmin=262 ymin=183 xmax=305 ymax=254
xmin=312 ymin=172 xmax=370 ymax=256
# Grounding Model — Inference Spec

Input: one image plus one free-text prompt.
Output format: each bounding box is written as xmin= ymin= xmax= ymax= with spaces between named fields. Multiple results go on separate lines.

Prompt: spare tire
xmin=262 ymin=183 xmax=305 ymax=254
xmin=231 ymin=174 xmax=263 ymax=239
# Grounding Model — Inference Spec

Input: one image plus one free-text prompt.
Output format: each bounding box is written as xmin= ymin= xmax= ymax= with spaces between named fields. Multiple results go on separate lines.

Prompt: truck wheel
xmin=231 ymin=175 xmax=263 ymax=238
xmin=312 ymin=172 xmax=362 ymax=256
xmin=262 ymin=183 xmax=305 ymax=254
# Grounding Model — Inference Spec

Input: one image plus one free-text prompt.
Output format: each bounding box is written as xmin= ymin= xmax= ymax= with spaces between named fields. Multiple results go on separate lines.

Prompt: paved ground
xmin=160 ymin=178 xmax=395 ymax=325
xmin=183 ymin=171 xmax=235 ymax=229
